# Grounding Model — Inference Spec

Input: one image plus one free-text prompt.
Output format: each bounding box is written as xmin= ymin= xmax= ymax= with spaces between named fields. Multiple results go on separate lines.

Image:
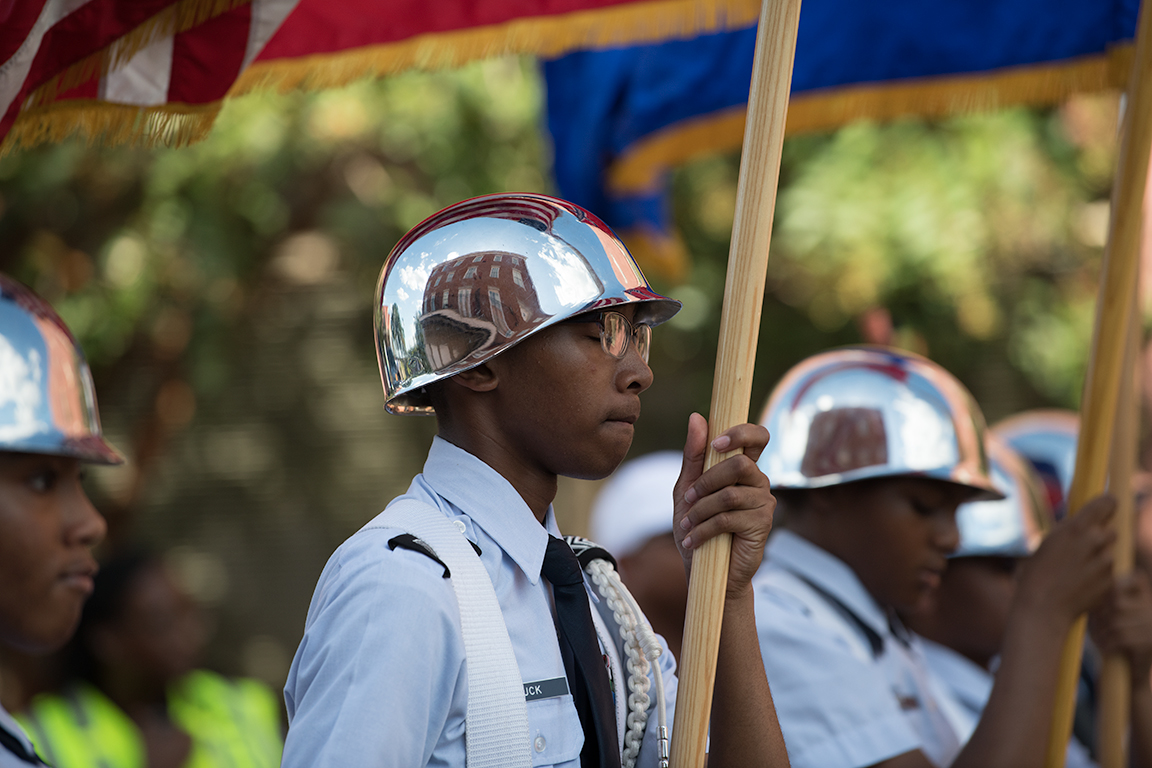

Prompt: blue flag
xmin=544 ymin=0 xmax=1141 ymax=278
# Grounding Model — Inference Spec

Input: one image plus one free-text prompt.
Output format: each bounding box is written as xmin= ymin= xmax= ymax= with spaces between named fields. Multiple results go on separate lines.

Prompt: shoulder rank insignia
xmin=388 ymin=533 xmax=484 ymax=579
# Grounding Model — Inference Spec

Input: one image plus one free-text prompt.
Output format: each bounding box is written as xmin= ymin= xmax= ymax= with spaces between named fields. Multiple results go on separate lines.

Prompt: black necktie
xmin=542 ymin=535 xmax=621 ymax=768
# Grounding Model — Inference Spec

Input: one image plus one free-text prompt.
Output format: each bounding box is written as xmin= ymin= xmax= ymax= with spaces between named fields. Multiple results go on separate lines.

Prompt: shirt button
xmin=453 ymin=519 xmax=467 ymax=534
xmin=534 ymin=736 xmax=546 ymax=753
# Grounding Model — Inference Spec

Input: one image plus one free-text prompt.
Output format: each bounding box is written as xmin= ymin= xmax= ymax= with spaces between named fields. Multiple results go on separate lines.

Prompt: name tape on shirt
xmin=523 ymin=677 xmax=569 ymax=701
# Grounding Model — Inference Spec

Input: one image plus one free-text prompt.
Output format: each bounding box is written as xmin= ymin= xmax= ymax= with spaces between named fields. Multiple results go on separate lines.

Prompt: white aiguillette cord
xmin=370 ymin=501 xmax=532 ymax=768
xmin=565 ymin=536 xmax=670 ymax=768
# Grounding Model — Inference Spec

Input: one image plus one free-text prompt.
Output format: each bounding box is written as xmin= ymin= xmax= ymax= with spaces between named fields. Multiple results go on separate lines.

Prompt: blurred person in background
xmin=0 ymin=274 xmax=121 ymax=767
xmin=753 ymin=346 xmax=1116 ymax=768
xmin=906 ymin=436 xmax=1152 ymax=767
xmin=16 ymin=551 xmax=283 ymax=768
xmin=589 ymin=451 xmax=688 ymax=662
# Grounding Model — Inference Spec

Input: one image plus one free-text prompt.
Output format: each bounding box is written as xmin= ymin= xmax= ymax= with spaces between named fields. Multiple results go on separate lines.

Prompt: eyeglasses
xmin=566 ymin=310 xmax=652 ymax=363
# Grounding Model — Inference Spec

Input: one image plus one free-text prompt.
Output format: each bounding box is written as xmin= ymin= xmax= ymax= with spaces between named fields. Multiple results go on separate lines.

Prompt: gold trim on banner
xmin=231 ymin=0 xmax=762 ymax=94
xmin=608 ymin=44 xmax=1135 ymax=194
xmin=2 ymin=99 xmax=223 ymax=156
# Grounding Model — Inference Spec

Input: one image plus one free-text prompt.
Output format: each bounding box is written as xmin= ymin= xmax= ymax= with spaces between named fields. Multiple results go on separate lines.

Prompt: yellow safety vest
xmin=16 ymin=671 xmax=282 ymax=768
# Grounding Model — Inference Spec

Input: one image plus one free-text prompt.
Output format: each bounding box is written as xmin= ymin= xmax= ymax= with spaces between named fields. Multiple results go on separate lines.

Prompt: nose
xmin=619 ymin=343 xmax=654 ymax=394
xmin=66 ymin=485 xmax=107 ymax=550
xmin=933 ymin=507 xmax=961 ymax=555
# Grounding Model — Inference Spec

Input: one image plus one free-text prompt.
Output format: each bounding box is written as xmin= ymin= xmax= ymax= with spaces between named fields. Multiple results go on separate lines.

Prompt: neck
xmin=437 ymin=427 xmax=557 ymax=524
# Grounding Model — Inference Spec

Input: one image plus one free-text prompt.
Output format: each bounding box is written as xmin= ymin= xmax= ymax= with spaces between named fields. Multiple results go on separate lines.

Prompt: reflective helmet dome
xmin=757 ymin=346 xmax=1000 ymax=499
xmin=992 ymin=409 xmax=1078 ymax=518
xmin=375 ymin=193 xmax=680 ymax=414
xmin=0 ymin=274 xmax=122 ymax=464
xmin=952 ymin=436 xmax=1051 ymax=558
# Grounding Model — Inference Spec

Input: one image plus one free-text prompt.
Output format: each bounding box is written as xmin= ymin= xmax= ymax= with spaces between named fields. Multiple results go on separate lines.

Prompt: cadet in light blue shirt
xmin=754 ymin=529 xmax=959 ymax=768
xmin=281 ymin=195 xmax=789 ymax=767
xmin=753 ymin=347 xmax=1116 ymax=768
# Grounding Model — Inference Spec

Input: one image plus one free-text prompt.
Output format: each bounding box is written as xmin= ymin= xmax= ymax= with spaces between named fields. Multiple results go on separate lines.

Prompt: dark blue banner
xmin=544 ymin=0 xmax=1140 ymax=277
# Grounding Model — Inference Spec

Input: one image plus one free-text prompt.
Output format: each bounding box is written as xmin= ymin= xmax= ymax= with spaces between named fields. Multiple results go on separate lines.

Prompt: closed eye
xmin=911 ymin=501 xmax=935 ymax=516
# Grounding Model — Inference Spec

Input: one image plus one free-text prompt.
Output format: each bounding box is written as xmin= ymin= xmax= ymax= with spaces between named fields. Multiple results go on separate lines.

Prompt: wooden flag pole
xmin=667 ymin=0 xmax=802 ymax=765
xmin=1097 ymin=289 xmax=1141 ymax=768
xmin=1044 ymin=0 xmax=1152 ymax=763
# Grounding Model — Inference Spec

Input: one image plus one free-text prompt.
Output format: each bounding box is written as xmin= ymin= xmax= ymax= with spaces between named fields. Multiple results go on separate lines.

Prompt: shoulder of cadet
xmin=318 ymin=523 xmax=462 ymax=604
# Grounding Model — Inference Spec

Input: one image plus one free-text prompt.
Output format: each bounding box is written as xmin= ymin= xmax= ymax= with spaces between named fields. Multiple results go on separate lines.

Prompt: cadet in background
xmin=752 ymin=346 xmax=1116 ymax=768
xmin=0 ymin=274 xmax=120 ymax=767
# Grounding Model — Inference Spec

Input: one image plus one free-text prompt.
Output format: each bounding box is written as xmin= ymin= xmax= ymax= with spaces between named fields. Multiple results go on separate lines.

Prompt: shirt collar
xmin=765 ymin=528 xmax=893 ymax=640
xmin=422 ymin=436 xmax=552 ymax=584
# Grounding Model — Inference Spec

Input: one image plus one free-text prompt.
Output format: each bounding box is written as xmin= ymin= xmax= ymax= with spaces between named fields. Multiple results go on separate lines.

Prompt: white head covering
xmin=590 ymin=451 xmax=682 ymax=559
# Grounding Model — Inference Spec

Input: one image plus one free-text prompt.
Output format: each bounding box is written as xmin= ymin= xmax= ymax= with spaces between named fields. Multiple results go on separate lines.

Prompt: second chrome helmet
xmin=374 ymin=194 xmax=681 ymax=414
xmin=757 ymin=346 xmax=1000 ymax=499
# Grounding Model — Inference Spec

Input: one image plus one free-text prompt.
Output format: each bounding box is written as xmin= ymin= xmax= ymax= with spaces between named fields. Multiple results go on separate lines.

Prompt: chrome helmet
xmin=0 ymin=274 xmax=122 ymax=464
xmin=952 ymin=435 xmax=1050 ymax=558
xmin=374 ymin=193 xmax=681 ymax=414
xmin=757 ymin=346 xmax=1001 ymax=499
xmin=992 ymin=409 xmax=1078 ymax=518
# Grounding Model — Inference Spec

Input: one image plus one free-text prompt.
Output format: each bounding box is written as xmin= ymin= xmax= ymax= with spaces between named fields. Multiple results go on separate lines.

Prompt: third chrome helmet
xmin=757 ymin=347 xmax=1000 ymax=499
xmin=952 ymin=436 xmax=1051 ymax=558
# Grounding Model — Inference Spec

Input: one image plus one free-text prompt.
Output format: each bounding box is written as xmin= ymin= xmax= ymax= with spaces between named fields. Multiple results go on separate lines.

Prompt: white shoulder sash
xmin=369 ymin=500 xmax=532 ymax=768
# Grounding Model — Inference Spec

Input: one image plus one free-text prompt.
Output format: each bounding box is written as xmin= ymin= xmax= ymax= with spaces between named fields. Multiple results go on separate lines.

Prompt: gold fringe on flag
xmin=1 ymin=99 xmax=223 ymax=157
xmin=21 ymin=0 xmax=253 ymax=112
xmin=608 ymin=44 xmax=1136 ymax=195
xmin=232 ymin=0 xmax=762 ymax=95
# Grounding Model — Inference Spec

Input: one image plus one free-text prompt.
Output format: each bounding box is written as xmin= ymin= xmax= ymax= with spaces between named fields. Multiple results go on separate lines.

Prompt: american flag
xmin=0 ymin=0 xmax=759 ymax=154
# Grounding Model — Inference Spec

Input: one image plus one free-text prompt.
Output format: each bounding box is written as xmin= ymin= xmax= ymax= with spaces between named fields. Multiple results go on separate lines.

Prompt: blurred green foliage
xmin=0 ymin=56 xmax=1127 ymax=687
xmin=667 ymin=96 xmax=1118 ymax=428
xmin=0 ymin=57 xmax=1120 ymax=461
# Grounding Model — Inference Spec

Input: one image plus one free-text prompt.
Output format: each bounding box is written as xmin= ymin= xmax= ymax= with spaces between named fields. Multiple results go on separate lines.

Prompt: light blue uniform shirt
xmin=921 ymin=638 xmax=1095 ymax=768
xmin=282 ymin=437 xmax=677 ymax=767
xmin=752 ymin=530 xmax=961 ymax=768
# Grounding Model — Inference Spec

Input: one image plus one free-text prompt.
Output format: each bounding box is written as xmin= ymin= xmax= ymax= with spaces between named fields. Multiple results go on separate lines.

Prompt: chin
xmin=564 ymin=453 xmax=631 ymax=481
xmin=901 ymin=590 xmax=937 ymax=619
xmin=5 ymin=622 xmax=77 ymax=656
